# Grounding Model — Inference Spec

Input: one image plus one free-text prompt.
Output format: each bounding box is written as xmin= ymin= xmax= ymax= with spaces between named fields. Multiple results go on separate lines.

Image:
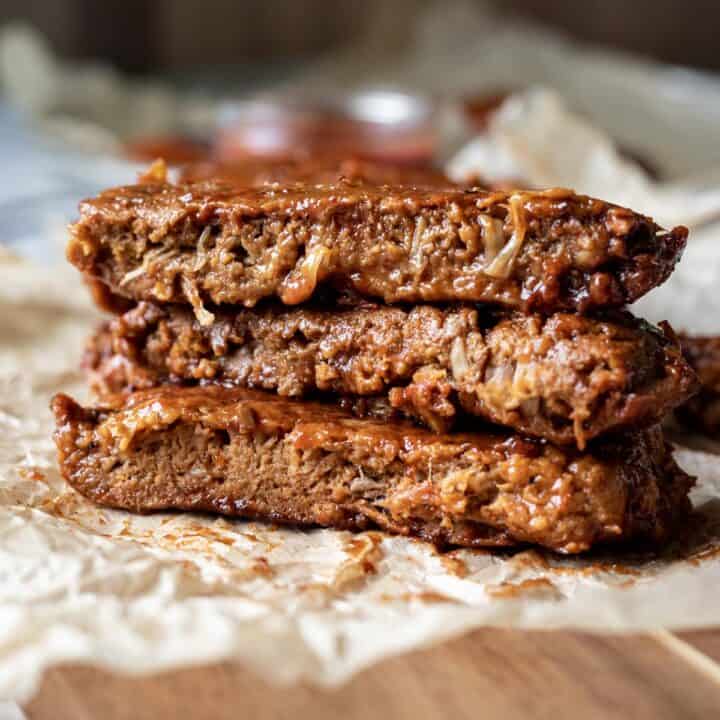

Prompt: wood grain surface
xmin=25 ymin=628 xmax=720 ymax=720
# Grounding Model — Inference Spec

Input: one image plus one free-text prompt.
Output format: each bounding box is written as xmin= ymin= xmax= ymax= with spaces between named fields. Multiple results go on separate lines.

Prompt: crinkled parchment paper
xmin=1 ymin=258 xmax=720 ymax=703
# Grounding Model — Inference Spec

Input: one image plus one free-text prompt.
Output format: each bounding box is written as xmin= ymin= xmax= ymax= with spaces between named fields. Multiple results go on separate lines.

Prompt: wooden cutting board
xmin=25 ymin=628 xmax=720 ymax=720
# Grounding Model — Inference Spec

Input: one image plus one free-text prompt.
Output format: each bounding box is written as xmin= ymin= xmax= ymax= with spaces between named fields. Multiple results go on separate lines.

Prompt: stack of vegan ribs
xmin=53 ymin=161 xmax=700 ymax=553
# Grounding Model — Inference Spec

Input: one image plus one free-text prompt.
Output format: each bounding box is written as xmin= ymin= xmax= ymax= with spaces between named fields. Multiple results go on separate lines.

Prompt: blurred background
xmin=1 ymin=0 xmax=718 ymax=72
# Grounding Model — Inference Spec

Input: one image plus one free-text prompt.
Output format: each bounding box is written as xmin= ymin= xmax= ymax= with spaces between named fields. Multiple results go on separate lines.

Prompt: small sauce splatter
xmin=332 ymin=532 xmax=385 ymax=590
xmin=250 ymin=557 xmax=275 ymax=579
xmin=486 ymin=577 xmax=563 ymax=600
xmin=440 ymin=554 xmax=469 ymax=578
xmin=345 ymin=532 xmax=384 ymax=574
xmin=17 ymin=467 xmax=47 ymax=483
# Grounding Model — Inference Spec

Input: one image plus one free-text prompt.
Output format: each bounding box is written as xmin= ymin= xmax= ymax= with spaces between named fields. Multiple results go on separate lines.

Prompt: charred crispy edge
xmin=619 ymin=225 xmax=687 ymax=304
xmin=52 ymin=391 xmax=694 ymax=553
xmin=81 ymin=303 xmax=699 ymax=447
xmin=53 ymin=392 xmax=99 ymax=427
xmin=603 ymin=318 xmax=700 ymax=434
xmin=521 ymin=224 xmax=687 ymax=313
xmin=624 ymin=434 xmax=694 ymax=543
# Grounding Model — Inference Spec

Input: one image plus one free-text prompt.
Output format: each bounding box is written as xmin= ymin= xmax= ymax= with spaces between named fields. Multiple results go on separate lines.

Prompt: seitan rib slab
xmin=68 ymin=181 xmax=687 ymax=316
xmin=52 ymin=386 xmax=693 ymax=554
xmin=84 ymin=301 xmax=698 ymax=448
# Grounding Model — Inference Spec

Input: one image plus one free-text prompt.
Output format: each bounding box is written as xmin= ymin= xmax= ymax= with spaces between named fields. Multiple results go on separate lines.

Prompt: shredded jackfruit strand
xmin=181 ymin=275 xmax=215 ymax=327
xmin=450 ymin=337 xmax=470 ymax=381
xmin=119 ymin=245 xmax=180 ymax=286
xmin=193 ymin=226 xmax=212 ymax=272
xmin=479 ymin=215 xmax=506 ymax=263
xmin=484 ymin=195 xmax=527 ymax=279
xmin=279 ymin=246 xmax=331 ymax=304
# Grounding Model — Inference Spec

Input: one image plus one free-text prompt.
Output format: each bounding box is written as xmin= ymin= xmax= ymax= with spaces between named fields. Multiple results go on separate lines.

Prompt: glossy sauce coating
xmin=68 ymin=180 xmax=687 ymax=316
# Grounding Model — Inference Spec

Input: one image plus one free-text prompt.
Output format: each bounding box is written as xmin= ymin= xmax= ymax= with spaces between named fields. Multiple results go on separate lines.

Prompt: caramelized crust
xmin=84 ymin=302 xmax=698 ymax=448
xmin=52 ymin=386 xmax=693 ymax=554
xmin=68 ymin=181 xmax=686 ymax=316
